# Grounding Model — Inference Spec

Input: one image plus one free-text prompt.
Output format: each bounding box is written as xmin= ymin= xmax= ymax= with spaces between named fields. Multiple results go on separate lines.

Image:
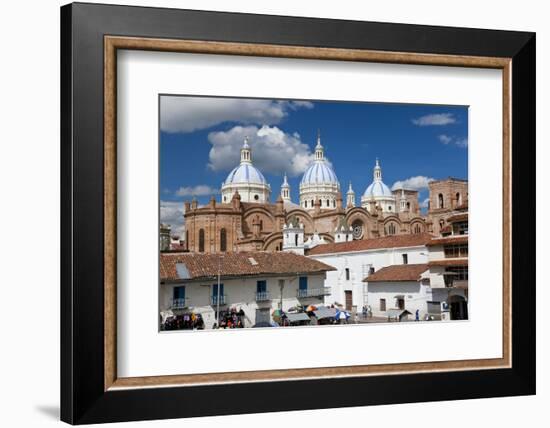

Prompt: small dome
xmin=301 ymin=162 xmax=339 ymax=186
xmin=224 ymin=163 xmax=267 ymax=185
xmin=363 ymin=181 xmax=393 ymax=198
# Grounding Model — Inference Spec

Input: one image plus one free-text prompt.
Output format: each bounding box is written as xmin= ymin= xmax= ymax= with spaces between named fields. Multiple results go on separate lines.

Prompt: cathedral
xmin=180 ymin=133 xmax=468 ymax=254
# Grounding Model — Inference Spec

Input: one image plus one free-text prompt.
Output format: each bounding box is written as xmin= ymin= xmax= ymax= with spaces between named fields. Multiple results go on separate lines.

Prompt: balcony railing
xmin=297 ymin=287 xmax=331 ymax=298
xmin=255 ymin=291 xmax=271 ymax=302
xmin=171 ymin=298 xmax=188 ymax=309
xmin=210 ymin=295 xmax=227 ymax=306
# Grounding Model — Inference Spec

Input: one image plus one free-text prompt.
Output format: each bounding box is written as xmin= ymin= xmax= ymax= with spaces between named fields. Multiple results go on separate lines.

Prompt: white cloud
xmin=392 ymin=176 xmax=435 ymax=191
xmin=207 ymin=125 xmax=323 ymax=177
xmin=175 ymin=184 xmax=218 ymax=197
xmin=419 ymin=198 xmax=430 ymax=209
xmin=438 ymin=134 xmax=468 ymax=148
xmin=160 ymin=200 xmax=185 ymax=238
xmin=160 ymin=97 xmax=314 ymax=133
xmin=412 ymin=113 xmax=457 ymax=126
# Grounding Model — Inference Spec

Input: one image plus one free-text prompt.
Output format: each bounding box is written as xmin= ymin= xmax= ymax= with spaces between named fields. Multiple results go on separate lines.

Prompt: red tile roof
xmin=447 ymin=213 xmax=469 ymax=223
xmin=306 ymin=233 xmax=434 ymax=256
xmin=427 ymin=235 xmax=468 ymax=246
xmin=363 ymin=264 xmax=429 ymax=282
xmin=160 ymin=251 xmax=336 ymax=281
xmin=428 ymin=258 xmax=468 ymax=267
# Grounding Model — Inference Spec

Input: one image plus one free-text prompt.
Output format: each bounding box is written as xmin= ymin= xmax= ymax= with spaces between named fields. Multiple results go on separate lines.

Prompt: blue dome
xmin=224 ymin=163 xmax=267 ymax=185
xmin=301 ymin=162 xmax=339 ymax=186
xmin=363 ymin=181 xmax=393 ymax=198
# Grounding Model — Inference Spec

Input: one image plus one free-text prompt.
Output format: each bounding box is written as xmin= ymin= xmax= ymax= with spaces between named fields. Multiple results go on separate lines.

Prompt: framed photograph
xmin=61 ymin=2 xmax=535 ymax=424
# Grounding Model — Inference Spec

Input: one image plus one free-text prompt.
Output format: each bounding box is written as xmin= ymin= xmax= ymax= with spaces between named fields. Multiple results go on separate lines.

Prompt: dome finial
xmin=240 ymin=136 xmax=252 ymax=164
xmin=314 ymin=129 xmax=324 ymax=161
xmin=374 ymin=158 xmax=382 ymax=181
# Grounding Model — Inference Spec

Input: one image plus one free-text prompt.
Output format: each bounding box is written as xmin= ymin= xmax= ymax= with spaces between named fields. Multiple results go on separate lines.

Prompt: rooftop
xmin=363 ymin=263 xmax=429 ymax=282
xmin=160 ymin=251 xmax=336 ymax=282
xmin=427 ymin=235 xmax=468 ymax=246
xmin=306 ymin=233 xmax=434 ymax=256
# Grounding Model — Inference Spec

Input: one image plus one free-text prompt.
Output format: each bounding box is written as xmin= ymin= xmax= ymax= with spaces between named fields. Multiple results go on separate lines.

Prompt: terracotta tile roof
xmin=160 ymin=251 xmax=336 ymax=281
xmin=306 ymin=233 xmax=434 ymax=256
xmin=427 ymin=235 xmax=468 ymax=246
xmin=363 ymin=264 xmax=429 ymax=282
xmin=447 ymin=212 xmax=469 ymax=223
xmin=428 ymin=258 xmax=468 ymax=267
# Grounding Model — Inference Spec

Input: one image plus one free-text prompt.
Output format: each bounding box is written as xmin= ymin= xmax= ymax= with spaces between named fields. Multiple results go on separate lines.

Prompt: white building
xmin=299 ymin=131 xmax=340 ymax=210
xmin=363 ymin=263 xmax=450 ymax=320
xmin=306 ymin=233 xmax=433 ymax=311
xmin=220 ymin=136 xmax=271 ymax=204
xmin=160 ymin=251 xmax=335 ymax=329
xmin=425 ymin=213 xmax=469 ymax=320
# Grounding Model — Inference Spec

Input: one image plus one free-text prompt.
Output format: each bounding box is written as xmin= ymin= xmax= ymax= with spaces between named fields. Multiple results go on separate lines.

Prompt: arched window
xmin=186 ymin=230 xmax=189 ymax=246
xmin=456 ymin=192 xmax=461 ymax=206
xmin=304 ymin=200 xmax=308 ymax=208
xmin=333 ymin=200 xmax=336 ymax=208
xmin=438 ymin=193 xmax=444 ymax=208
xmin=413 ymin=224 xmax=422 ymax=234
xmin=326 ymin=199 xmax=330 ymax=207
xmin=294 ymin=234 xmax=299 ymax=247
xmin=386 ymin=223 xmax=396 ymax=235
xmin=220 ymin=228 xmax=227 ymax=252
xmin=198 ymin=229 xmax=205 ymax=252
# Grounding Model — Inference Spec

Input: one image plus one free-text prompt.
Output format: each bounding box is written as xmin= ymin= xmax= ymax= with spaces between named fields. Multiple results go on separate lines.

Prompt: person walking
xmin=415 ymin=309 xmax=420 ymax=321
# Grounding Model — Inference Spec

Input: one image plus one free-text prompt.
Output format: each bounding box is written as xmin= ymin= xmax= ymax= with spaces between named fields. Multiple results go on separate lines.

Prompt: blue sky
xmin=160 ymin=95 xmax=468 ymax=236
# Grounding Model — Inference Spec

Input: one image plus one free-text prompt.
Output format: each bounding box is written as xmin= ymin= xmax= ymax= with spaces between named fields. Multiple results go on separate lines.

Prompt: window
xmin=294 ymin=234 xmax=298 ymax=247
xmin=257 ymin=280 xmax=266 ymax=293
xmin=326 ymin=199 xmax=330 ymax=207
xmin=402 ymin=254 xmax=408 ymax=264
xmin=388 ymin=206 xmax=392 ymax=211
xmin=407 ymin=202 xmax=410 ymax=210
xmin=198 ymin=229 xmax=205 ymax=252
xmin=254 ymin=194 xmax=259 ymax=200
xmin=212 ymin=283 xmax=224 ymax=303
xmin=304 ymin=200 xmax=307 ymax=208
xmin=369 ymin=267 xmax=375 ymax=275
xmin=456 ymin=192 xmax=461 ymax=205
xmin=397 ymin=298 xmax=405 ymax=310
xmin=380 ymin=298 xmax=386 ymax=311
xmin=438 ymin=193 xmax=444 ymax=208
xmin=453 ymin=221 xmax=469 ymax=235
xmin=220 ymin=228 xmax=227 ymax=252
xmin=333 ymin=200 xmax=336 ymax=207
xmin=223 ymin=196 xmax=226 ymax=202
xmin=386 ymin=222 xmax=396 ymax=235
xmin=444 ymin=244 xmax=468 ymax=258
xmin=345 ymin=268 xmax=350 ymax=281
xmin=173 ymin=286 xmax=185 ymax=300
xmin=413 ymin=224 xmax=422 ymax=234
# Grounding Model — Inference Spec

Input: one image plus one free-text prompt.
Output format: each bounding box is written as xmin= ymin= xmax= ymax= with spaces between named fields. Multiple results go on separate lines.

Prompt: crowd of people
xmin=162 ymin=312 xmax=204 ymax=331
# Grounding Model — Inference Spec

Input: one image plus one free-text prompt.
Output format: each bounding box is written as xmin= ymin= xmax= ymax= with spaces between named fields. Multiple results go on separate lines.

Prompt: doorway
xmin=345 ymin=290 xmax=353 ymax=311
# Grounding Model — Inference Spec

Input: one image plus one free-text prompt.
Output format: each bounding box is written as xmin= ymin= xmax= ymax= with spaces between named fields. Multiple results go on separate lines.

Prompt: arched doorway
xmin=448 ymin=295 xmax=468 ymax=320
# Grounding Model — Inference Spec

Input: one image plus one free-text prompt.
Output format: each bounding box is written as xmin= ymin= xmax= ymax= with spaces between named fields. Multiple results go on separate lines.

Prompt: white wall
xmin=311 ymin=246 xmax=428 ymax=309
xmin=1 ymin=1 xmax=546 ymax=428
xmin=161 ymin=274 xmax=327 ymax=328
